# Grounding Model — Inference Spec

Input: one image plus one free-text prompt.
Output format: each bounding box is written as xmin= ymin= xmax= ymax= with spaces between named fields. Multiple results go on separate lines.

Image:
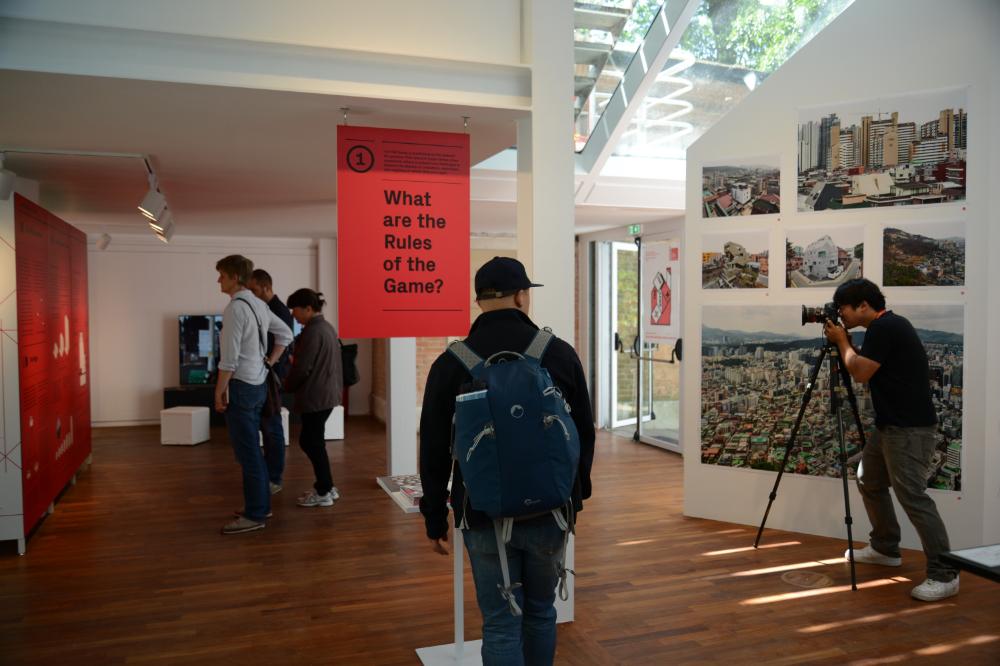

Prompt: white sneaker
xmin=297 ymin=490 xmax=334 ymax=507
xmin=331 ymin=486 xmax=341 ymax=501
xmin=846 ymin=544 xmax=902 ymax=567
xmin=911 ymin=576 xmax=959 ymax=602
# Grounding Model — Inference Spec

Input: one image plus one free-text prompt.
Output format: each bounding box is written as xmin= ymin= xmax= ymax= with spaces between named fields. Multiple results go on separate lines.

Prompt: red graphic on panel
xmin=337 ymin=126 xmax=470 ymax=338
xmin=14 ymin=194 xmax=91 ymax=534
xmin=650 ymin=268 xmax=672 ymax=326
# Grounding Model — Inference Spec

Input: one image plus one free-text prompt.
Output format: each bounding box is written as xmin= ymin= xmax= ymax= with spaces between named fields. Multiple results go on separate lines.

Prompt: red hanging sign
xmin=337 ymin=126 xmax=470 ymax=338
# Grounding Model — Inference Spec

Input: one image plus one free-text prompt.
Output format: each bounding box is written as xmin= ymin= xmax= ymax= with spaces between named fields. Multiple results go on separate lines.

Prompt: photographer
xmin=823 ymin=278 xmax=958 ymax=601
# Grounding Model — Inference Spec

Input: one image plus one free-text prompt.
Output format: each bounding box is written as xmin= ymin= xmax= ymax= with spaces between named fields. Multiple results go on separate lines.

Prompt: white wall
xmin=682 ymin=0 xmax=999 ymax=550
xmin=87 ymin=234 xmax=316 ymax=425
xmin=0 ymin=0 xmax=523 ymax=66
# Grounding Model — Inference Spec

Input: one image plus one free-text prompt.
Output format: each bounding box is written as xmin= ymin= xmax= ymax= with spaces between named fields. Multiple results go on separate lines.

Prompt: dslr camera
xmin=801 ymin=302 xmax=840 ymax=326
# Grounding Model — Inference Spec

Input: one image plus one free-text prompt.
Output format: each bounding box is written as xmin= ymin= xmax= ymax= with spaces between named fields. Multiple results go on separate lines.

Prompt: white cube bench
xmin=160 ymin=406 xmax=210 ymax=445
xmin=324 ymin=405 xmax=344 ymax=441
xmin=259 ymin=407 xmax=290 ymax=447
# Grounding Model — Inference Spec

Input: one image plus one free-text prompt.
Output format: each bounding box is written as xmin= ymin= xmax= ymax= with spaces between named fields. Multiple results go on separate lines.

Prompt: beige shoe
xmin=221 ymin=516 xmax=265 ymax=534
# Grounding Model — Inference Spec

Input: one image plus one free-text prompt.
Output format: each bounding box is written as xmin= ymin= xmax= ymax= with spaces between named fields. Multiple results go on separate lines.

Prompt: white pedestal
xmin=324 ymin=405 xmax=344 ymax=440
xmin=160 ymin=406 xmax=210 ymax=445
xmin=417 ymin=529 xmax=482 ymax=665
xmin=259 ymin=407 xmax=290 ymax=447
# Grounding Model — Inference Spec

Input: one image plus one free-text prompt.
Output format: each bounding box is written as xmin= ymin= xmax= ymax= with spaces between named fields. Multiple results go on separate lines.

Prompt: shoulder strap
xmin=523 ymin=328 xmax=554 ymax=361
xmin=234 ymin=297 xmax=267 ymax=361
xmin=447 ymin=340 xmax=483 ymax=374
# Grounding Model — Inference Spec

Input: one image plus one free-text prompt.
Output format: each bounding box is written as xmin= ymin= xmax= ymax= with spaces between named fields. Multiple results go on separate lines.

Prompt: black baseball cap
xmin=474 ymin=257 xmax=543 ymax=299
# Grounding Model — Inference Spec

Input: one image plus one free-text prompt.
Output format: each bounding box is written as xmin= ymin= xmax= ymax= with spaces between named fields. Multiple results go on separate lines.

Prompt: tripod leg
xmin=835 ymin=401 xmax=858 ymax=590
xmin=754 ymin=345 xmax=828 ymax=548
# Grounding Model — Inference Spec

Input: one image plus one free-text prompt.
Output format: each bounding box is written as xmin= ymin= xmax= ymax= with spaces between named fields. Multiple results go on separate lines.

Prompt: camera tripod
xmin=753 ymin=339 xmax=868 ymax=590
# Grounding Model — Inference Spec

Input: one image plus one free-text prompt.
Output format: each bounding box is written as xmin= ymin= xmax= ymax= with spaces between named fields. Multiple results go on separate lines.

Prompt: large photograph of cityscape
xmin=701 ymin=304 xmax=962 ymax=490
xmin=702 ymin=158 xmax=781 ymax=218
xmin=785 ymin=226 xmax=863 ymax=288
xmin=883 ymin=221 xmax=965 ymax=287
xmin=702 ymin=230 xmax=769 ymax=289
xmin=798 ymin=88 xmax=967 ymax=212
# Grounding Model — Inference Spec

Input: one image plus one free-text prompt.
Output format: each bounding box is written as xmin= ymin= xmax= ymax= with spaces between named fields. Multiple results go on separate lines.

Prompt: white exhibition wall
xmin=682 ymin=0 xmax=1000 ymax=549
xmin=87 ymin=235 xmax=318 ymax=425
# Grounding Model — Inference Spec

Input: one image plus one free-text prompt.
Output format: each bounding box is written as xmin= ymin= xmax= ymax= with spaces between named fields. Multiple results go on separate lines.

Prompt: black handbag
xmin=262 ymin=366 xmax=282 ymax=418
xmin=341 ymin=341 xmax=360 ymax=387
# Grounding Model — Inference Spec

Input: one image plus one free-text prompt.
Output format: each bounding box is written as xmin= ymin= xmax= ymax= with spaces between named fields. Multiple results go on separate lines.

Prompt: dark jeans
xmin=260 ymin=407 xmax=285 ymax=486
xmin=225 ymin=379 xmax=269 ymax=522
xmin=858 ymin=425 xmax=957 ymax=582
xmin=463 ymin=515 xmax=565 ymax=666
xmin=299 ymin=409 xmax=334 ymax=495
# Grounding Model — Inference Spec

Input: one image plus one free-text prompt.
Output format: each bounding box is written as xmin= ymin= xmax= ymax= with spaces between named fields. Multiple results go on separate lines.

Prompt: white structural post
xmin=386 ymin=337 xmax=417 ymax=476
xmin=416 ymin=529 xmax=483 ymax=665
xmin=518 ymin=0 xmax=576 ymax=623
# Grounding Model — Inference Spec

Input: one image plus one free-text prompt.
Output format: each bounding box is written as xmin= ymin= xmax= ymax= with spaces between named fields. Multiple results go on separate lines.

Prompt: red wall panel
xmin=14 ymin=195 xmax=91 ymax=534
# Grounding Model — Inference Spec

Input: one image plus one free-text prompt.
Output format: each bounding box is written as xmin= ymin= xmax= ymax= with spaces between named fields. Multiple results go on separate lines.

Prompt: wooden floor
xmin=1 ymin=419 xmax=997 ymax=665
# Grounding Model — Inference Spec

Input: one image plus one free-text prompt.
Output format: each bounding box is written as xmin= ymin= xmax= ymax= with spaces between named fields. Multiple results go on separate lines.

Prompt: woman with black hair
xmin=284 ymin=288 xmax=343 ymax=507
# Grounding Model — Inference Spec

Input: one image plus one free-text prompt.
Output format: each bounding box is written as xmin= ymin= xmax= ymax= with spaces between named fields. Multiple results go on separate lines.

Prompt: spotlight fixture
xmin=154 ymin=217 xmax=175 ymax=243
xmin=138 ymin=187 xmax=167 ymax=221
xmin=0 ymin=152 xmax=15 ymax=200
xmin=96 ymin=233 xmax=112 ymax=250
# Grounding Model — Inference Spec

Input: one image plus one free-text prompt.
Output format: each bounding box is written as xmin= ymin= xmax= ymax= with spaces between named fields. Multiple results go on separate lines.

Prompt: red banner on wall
xmin=337 ymin=126 xmax=470 ymax=338
xmin=14 ymin=195 xmax=91 ymax=534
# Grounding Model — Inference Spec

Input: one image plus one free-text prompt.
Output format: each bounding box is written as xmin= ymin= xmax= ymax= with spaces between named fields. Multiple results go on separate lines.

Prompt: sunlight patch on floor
xmin=702 ymin=541 xmax=800 ymax=556
xmin=740 ymin=576 xmax=910 ymax=605
xmin=799 ymin=604 xmax=948 ymax=633
xmin=731 ymin=558 xmax=844 ymax=577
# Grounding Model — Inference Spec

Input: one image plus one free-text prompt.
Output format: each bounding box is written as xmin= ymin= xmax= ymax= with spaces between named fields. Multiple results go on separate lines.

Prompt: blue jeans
xmin=463 ymin=516 xmax=565 ymax=666
xmin=858 ymin=425 xmax=956 ymax=582
xmin=225 ymin=379 xmax=269 ymax=522
xmin=260 ymin=407 xmax=285 ymax=486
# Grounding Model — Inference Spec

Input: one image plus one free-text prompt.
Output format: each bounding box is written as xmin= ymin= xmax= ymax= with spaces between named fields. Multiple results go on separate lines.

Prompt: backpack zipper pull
xmin=543 ymin=415 xmax=571 ymax=441
xmin=467 ymin=423 xmax=495 ymax=461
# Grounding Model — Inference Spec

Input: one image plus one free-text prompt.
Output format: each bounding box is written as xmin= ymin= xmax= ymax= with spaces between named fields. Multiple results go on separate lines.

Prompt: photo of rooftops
xmin=798 ymin=88 xmax=967 ymax=212
xmin=702 ymin=158 xmax=780 ymax=218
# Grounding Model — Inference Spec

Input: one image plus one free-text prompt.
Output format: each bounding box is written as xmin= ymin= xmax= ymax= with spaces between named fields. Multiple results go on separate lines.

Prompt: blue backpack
xmin=449 ymin=329 xmax=580 ymax=615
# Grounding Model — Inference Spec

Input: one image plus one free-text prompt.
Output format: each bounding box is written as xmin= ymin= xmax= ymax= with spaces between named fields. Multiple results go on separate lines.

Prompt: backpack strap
xmin=234 ymin=297 xmax=267 ymax=362
xmin=493 ymin=518 xmax=523 ymax=616
xmin=448 ymin=340 xmax=484 ymax=374
xmin=523 ymin=328 xmax=554 ymax=361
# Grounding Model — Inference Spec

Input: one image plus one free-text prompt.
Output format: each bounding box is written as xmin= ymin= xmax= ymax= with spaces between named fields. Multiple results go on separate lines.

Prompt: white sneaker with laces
xmin=297 ymin=490 xmax=334 ymax=507
xmin=911 ymin=576 xmax=959 ymax=601
xmin=846 ymin=544 xmax=902 ymax=567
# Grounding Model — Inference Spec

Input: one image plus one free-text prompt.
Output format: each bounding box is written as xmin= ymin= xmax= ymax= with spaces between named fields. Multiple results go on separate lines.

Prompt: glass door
xmin=598 ymin=222 xmax=683 ymax=451
xmin=610 ymin=241 xmax=642 ymax=430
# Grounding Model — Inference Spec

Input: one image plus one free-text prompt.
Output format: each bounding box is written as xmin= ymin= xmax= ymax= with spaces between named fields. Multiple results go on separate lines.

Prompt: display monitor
xmin=178 ymin=314 xmax=223 ymax=385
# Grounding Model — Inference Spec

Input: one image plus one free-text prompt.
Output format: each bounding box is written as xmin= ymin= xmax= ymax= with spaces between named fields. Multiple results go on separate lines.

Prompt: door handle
xmin=614 ymin=332 xmax=623 ymax=353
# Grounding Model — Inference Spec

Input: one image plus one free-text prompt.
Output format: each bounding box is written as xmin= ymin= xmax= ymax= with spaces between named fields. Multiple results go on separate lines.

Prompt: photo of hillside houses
xmin=703 ymin=159 xmax=780 ymax=217
xmin=701 ymin=304 xmax=963 ymax=490
xmin=702 ymin=230 xmax=769 ymax=289
xmin=883 ymin=222 xmax=965 ymax=286
xmin=785 ymin=227 xmax=863 ymax=288
xmin=798 ymin=88 xmax=967 ymax=211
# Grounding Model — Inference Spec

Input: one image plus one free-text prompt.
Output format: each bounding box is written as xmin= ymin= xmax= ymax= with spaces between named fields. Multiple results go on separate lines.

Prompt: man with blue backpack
xmin=420 ymin=256 xmax=595 ymax=666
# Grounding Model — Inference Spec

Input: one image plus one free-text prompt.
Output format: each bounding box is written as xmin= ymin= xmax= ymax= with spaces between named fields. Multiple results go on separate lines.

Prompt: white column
xmin=316 ymin=238 xmax=338 ymax=327
xmin=518 ymin=0 xmax=576 ymax=623
xmin=386 ymin=337 xmax=417 ymax=476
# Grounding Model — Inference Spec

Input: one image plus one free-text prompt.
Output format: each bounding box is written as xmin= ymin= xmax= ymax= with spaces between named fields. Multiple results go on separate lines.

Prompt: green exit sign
xmin=628 ymin=224 xmax=642 ymax=235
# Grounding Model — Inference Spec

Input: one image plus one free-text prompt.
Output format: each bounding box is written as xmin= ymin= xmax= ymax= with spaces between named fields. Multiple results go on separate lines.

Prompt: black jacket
xmin=284 ymin=314 xmax=343 ymax=414
xmin=419 ymin=308 xmax=595 ymax=540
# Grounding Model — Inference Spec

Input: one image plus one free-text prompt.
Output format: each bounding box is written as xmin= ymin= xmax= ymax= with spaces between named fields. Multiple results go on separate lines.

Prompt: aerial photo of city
xmin=701 ymin=304 xmax=963 ymax=490
xmin=702 ymin=230 xmax=769 ymax=289
xmin=786 ymin=227 xmax=863 ymax=288
xmin=883 ymin=222 xmax=965 ymax=286
xmin=798 ymin=88 xmax=967 ymax=212
xmin=703 ymin=159 xmax=780 ymax=218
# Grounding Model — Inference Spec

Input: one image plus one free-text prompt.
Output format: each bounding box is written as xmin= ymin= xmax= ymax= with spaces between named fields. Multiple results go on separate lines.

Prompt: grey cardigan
xmin=283 ymin=314 xmax=343 ymax=414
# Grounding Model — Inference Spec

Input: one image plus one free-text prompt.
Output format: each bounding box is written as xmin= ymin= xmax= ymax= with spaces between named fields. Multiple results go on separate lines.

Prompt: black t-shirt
xmin=861 ymin=311 xmax=937 ymax=428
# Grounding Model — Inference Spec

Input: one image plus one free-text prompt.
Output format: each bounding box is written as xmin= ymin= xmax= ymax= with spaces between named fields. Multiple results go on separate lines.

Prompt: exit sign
xmin=628 ymin=224 xmax=642 ymax=235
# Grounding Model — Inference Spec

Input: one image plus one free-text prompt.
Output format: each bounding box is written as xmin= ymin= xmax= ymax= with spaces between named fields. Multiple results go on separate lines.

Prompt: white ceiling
xmin=0 ymin=69 xmax=677 ymax=239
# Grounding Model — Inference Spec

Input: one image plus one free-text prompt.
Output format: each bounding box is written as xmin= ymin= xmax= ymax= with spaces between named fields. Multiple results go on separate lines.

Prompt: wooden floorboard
xmin=1 ymin=419 xmax=997 ymax=664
